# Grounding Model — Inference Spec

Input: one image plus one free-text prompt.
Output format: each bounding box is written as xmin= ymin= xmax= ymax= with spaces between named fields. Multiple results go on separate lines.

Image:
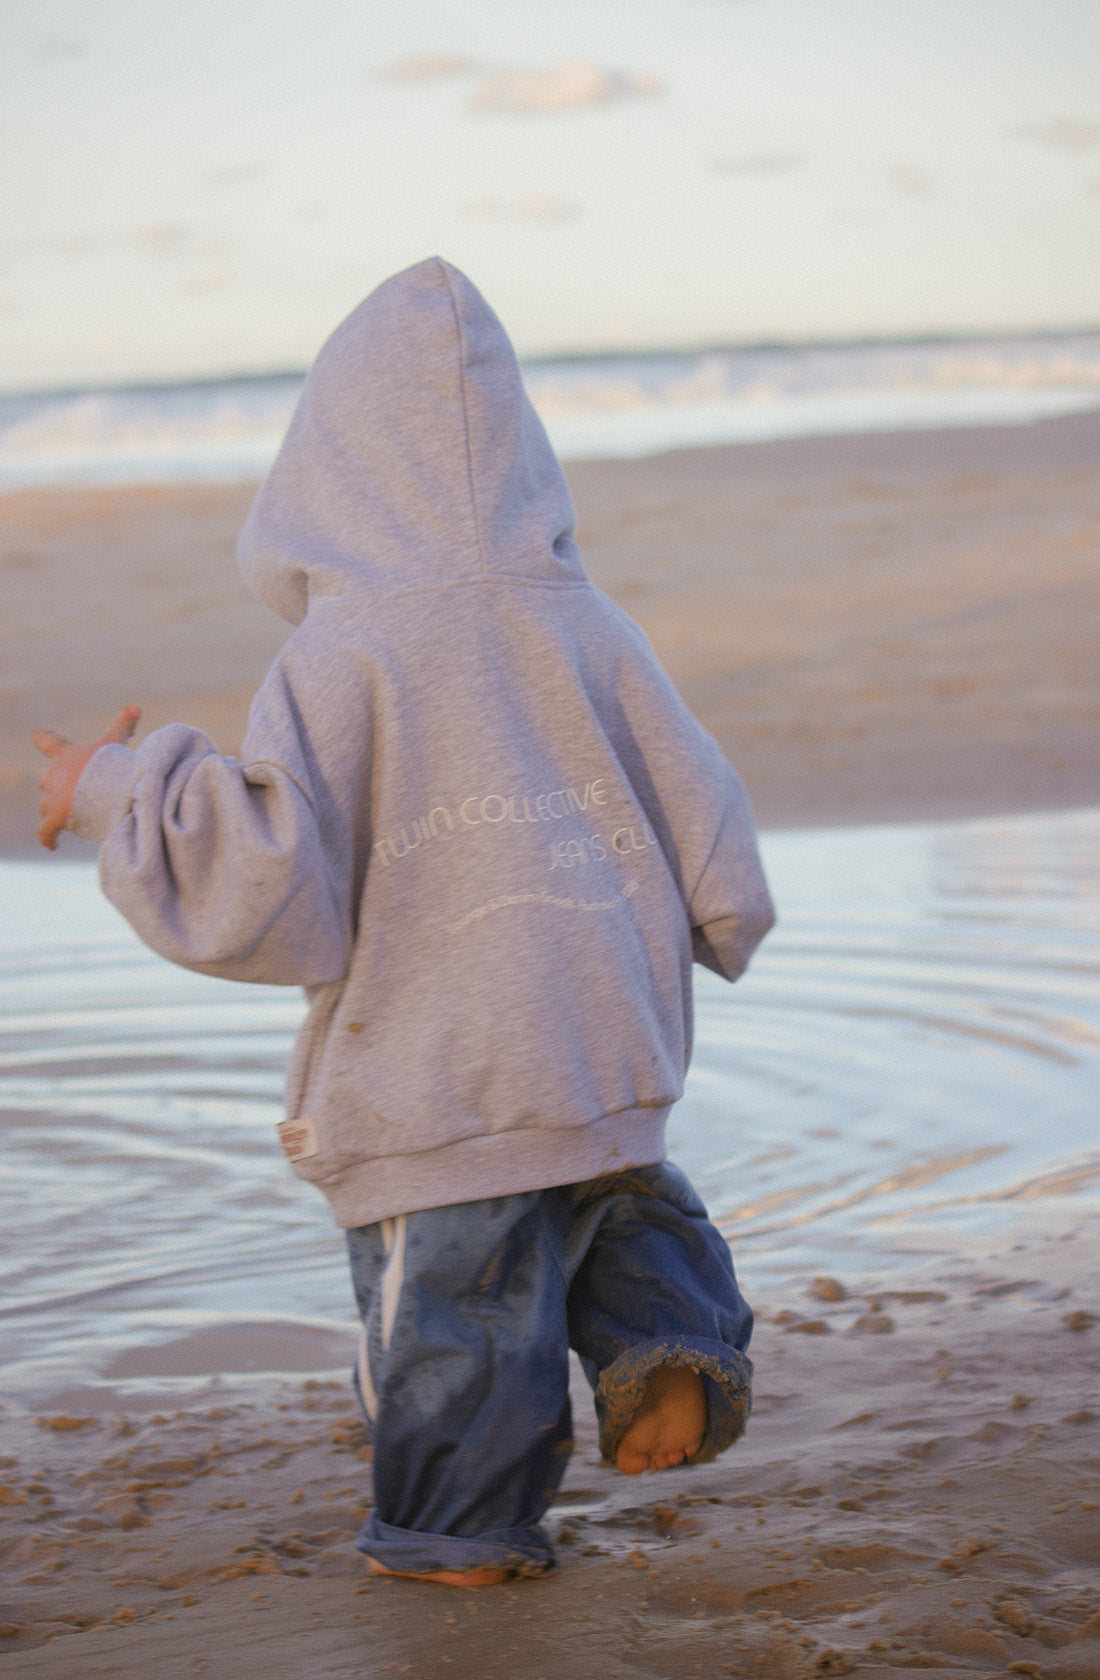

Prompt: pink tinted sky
xmin=2 ymin=0 xmax=1098 ymax=385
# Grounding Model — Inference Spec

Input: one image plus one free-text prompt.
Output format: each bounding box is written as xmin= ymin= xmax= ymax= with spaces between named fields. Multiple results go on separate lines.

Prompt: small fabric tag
xmin=278 ymin=1115 xmax=319 ymax=1162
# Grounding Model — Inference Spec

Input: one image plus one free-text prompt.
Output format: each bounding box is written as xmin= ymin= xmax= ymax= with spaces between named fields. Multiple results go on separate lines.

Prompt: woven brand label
xmin=277 ymin=1115 xmax=319 ymax=1162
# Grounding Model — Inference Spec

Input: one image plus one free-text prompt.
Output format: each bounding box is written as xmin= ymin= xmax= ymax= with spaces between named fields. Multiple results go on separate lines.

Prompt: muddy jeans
xmin=344 ymin=1161 xmax=753 ymax=1576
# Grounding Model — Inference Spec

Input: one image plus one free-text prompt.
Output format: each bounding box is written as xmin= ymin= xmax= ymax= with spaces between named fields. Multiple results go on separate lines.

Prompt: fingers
xmin=36 ymin=779 xmax=61 ymax=849
xmin=35 ymin=772 xmax=65 ymax=849
xmin=32 ymin=707 xmax=140 ymax=758
xmin=30 ymin=727 xmax=68 ymax=759
xmin=30 ymin=708 xmax=140 ymax=851
xmin=97 ymin=705 xmax=141 ymax=747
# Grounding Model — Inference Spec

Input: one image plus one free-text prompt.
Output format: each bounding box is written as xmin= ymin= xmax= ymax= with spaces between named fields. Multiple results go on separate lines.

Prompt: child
xmin=33 ymin=257 xmax=775 ymax=1587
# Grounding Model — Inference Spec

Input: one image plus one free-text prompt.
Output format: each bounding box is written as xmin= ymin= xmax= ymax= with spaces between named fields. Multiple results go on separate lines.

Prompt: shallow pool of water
xmin=1 ymin=809 xmax=1096 ymax=1403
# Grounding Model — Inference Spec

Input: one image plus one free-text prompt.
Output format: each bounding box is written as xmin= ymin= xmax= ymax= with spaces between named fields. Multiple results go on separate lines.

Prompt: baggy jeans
xmin=344 ymin=1161 xmax=753 ymax=1577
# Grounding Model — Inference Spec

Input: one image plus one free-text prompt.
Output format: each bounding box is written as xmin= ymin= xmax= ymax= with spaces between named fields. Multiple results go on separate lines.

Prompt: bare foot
xmin=614 ymin=1363 xmax=706 ymax=1474
xmin=367 ymin=1557 xmax=510 ymax=1588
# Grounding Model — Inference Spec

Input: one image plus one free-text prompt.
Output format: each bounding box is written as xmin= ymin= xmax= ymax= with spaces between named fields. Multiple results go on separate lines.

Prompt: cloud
xmin=890 ymin=165 xmax=932 ymax=197
xmin=377 ymin=52 xmax=662 ymax=114
xmin=177 ymin=267 xmax=234 ymax=296
xmin=711 ymin=152 xmax=800 ymax=176
xmin=463 ymin=193 xmax=580 ymax=223
xmin=1010 ymin=119 xmax=1100 ymax=154
xmin=201 ymin=161 xmax=268 ymax=187
xmin=380 ymin=51 xmax=482 ymax=83
xmin=132 ymin=223 xmax=191 ymax=258
xmin=469 ymin=59 xmax=663 ymax=115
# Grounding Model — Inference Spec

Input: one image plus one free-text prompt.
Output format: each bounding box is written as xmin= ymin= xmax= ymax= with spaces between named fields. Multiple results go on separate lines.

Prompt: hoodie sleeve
xmin=606 ymin=613 xmax=776 ymax=982
xmin=683 ymin=749 xmax=776 ymax=982
xmin=67 ymin=627 xmax=366 ymax=985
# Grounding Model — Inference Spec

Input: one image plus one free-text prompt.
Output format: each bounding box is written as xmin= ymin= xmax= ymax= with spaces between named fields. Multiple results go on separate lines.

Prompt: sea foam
xmin=1 ymin=330 xmax=1098 ymax=492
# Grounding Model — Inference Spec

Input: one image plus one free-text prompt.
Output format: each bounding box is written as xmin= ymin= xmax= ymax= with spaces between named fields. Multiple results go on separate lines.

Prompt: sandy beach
xmin=2 ymin=408 xmax=1098 ymax=853
xmin=1 ymin=411 xmax=1098 ymax=1675
xmin=2 ymin=1229 xmax=1097 ymax=1678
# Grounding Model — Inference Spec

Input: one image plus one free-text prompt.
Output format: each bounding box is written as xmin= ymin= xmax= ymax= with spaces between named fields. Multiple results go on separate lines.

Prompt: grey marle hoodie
xmin=70 ymin=257 xmax=775 ymax=1227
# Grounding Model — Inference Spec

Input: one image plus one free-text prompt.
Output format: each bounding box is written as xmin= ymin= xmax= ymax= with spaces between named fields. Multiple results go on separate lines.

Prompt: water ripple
xmin=0 ymin=809 xmax=1097 ymax=1397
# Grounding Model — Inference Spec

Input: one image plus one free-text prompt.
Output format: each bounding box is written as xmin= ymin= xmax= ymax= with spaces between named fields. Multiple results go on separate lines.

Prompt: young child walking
xmin=33 ymin=258 xmax=775 ymax=1586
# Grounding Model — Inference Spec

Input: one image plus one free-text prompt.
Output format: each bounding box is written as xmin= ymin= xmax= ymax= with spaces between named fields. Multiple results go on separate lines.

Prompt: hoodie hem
xmin=319 ymin=1106 xmax=672 ymax=1228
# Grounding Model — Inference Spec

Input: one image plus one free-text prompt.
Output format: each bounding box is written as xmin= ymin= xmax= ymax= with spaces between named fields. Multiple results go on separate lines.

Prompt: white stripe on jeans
xmin=357 ymin=1325 xmax=378 ymax=1422
xmin=358 ymin=1213 xmax=408 ymax=1421
xmin=380 ymin=1213 xmax=407 ymax=1352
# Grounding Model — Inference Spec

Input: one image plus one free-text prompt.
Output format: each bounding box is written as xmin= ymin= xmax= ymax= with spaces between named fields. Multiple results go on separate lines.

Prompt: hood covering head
xmin=238 ymin=257 xmax=584 ymax=624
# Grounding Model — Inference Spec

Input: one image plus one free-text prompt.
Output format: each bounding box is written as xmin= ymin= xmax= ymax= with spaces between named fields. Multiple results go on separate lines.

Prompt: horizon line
xmin=3 ymin=320 xmax=1100 ymax=406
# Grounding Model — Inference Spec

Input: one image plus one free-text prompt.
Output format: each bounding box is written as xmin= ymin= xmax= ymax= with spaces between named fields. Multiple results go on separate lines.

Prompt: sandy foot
xmin=367 ymin=1558 xmax=510 ymax=1588
xmin=614 ymin=1364 xmax=707 ymax=1474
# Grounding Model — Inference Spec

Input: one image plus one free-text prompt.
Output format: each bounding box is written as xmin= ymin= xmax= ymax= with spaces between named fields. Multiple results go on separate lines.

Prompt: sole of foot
xmin=367 ymin=1558 xmax=511 ymax=1588
xmin=614 ymin=1363 xmax=706 ymax=1474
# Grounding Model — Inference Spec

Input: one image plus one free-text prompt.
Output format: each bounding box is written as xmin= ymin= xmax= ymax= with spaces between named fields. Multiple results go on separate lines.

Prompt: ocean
xmin=1 ymin=328 xmax=1099 ymax=493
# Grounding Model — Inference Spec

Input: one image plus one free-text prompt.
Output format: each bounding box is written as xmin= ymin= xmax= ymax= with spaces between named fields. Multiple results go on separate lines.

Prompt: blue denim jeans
xmin=345 ymin=1161 xmax=753 ymax=1576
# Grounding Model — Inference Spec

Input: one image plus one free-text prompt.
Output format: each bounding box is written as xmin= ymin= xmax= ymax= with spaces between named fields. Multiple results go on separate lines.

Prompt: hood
xmin=237 ymin=257 xmax=584 ymax=624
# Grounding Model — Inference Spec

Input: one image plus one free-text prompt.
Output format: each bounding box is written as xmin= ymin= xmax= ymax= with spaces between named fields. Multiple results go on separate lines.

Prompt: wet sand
xmin=2 ymin=407 xmax=1098 ymax=854
xmin=2 ymin=413 xmax=1099 ymax=1672
xmin=2 ymin=1226 xmax=1097 ymax=1676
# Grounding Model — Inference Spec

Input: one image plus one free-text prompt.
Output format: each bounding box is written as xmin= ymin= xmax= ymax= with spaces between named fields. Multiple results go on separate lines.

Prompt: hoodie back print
xmin=71 ymin=258 xmax=775 ymax=1227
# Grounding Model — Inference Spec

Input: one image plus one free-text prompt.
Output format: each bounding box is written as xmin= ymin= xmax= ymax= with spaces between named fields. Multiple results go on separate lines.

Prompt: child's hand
xmin=30 ymin=706 xmax=142 ymax=851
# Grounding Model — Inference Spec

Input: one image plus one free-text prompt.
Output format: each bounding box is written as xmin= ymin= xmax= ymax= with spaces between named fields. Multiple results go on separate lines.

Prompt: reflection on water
xmin=676 ymin=812 xmax=1100 ymax=1279
xmin=1 ymin=810 xmax=1097 ymax=1401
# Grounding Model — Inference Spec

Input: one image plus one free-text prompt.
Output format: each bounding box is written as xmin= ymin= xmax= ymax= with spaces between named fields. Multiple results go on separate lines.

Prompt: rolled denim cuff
xmin=594 ymin=1336 xmax=753 ymax=1465
xmin=356 ymin=1514 xmax=555 ymax=1578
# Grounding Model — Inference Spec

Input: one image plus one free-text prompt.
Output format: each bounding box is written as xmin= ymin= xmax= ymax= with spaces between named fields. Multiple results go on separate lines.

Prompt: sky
xmin=2 ymin=0 xmax=1099 ymax=388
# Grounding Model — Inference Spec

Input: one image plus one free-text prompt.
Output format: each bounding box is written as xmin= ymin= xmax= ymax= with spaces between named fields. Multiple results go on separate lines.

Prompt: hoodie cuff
xmin=68 ymin=744 xmax=140 ymax=844
xmin=692 ymin=914 xmax=750 ymax=981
